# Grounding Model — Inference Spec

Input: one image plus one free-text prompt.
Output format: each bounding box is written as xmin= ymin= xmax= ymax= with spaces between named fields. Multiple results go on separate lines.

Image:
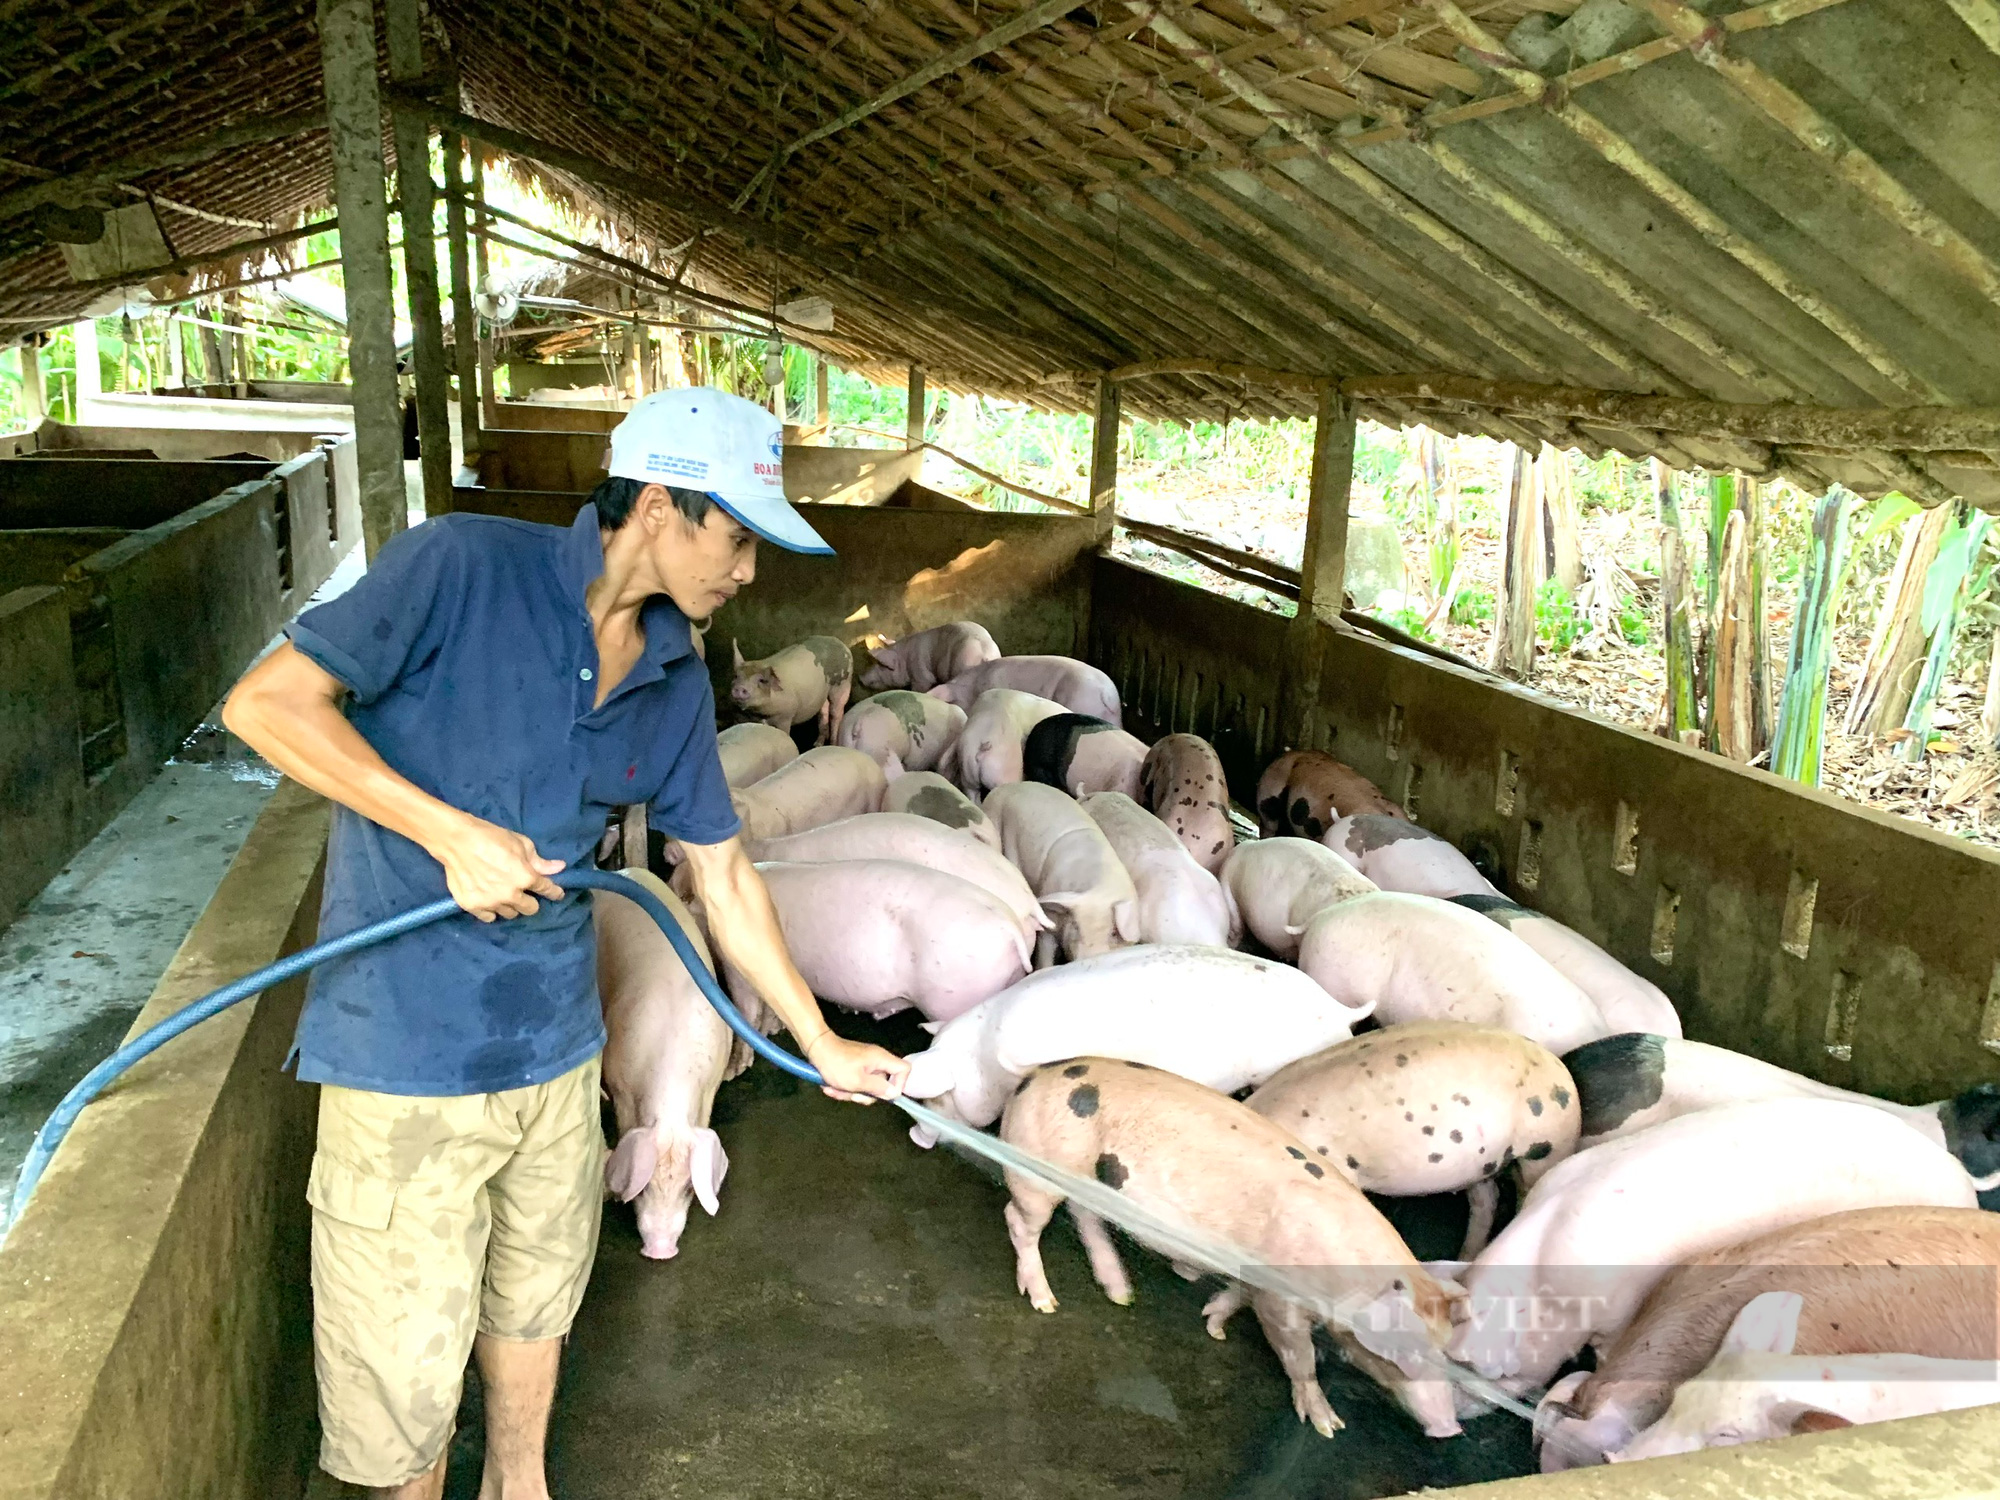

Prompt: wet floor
xmin=441 ymin=1009 xmax=1536 ymax=1500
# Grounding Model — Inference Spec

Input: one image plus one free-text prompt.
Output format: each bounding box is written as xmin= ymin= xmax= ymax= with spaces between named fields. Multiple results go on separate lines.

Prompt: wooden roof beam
xmin=1628 ymin=0 xmax=2000 ymax=307
xmin=1341 ymin=372 xmax=2000 ymax=450
xmin=1425 ymin=0 xmax=1942 ymax=404
xmin=1120 ymin=0 xmax=1683 ymax=391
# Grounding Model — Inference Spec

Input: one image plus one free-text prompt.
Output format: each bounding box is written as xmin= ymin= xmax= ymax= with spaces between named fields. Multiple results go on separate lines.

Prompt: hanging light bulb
xmin=763 ymin=343 xmax=786 ymax=391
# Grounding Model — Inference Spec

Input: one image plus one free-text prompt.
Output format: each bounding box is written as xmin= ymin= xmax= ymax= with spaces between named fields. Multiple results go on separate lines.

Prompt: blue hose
xmin=5 ymin=868 xmax=824 ymax=1230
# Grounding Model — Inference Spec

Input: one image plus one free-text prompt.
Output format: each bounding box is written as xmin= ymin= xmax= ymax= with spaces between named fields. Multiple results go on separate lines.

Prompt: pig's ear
xmin=731 ymin=639 xmax=745 ymax=670
xmin=926 ymin=683 xmax=952 ymax=700
xmin=1536 ymin=1370 xmax=1591 ymax=1429
xmin=1347 ymin=1286 xmax=1437 ymax=1379
xmin=688 ymin=1128 xmax=729 ymax=1217
xmin=1112 ymin=899 xmax=1141 ymax=943
xmin=1721 ymin=1291 xmax=1804 ymax=1357
xmin=605 ymin=1129 xmax=659 ymax=1203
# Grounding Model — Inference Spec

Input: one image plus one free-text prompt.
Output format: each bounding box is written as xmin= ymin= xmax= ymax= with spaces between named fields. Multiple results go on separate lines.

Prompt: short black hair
xmin=588 ymin=476 xmax=715 ymax=531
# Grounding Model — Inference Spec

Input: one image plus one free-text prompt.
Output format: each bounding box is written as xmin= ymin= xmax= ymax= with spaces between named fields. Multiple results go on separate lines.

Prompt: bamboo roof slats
xmin=4 ymin=0 xmax=2000 ymax=507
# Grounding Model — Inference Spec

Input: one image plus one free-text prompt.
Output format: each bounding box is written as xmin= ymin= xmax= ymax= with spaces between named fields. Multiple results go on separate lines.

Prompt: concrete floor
xmin=434 ymin=1010 xmax=1535 ymax=1500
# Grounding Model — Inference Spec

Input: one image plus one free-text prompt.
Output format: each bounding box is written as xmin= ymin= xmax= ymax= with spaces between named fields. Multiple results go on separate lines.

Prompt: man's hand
xmin=801 ymin=1032 xmax=910 ymax=1105
xmin=430 ymin=814 xmax=566 ymax=921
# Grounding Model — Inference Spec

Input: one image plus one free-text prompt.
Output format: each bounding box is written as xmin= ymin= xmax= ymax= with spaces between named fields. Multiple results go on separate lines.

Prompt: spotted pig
xmin=1000 ymin=1059 xmax=1463 ymax=1439
xmin=1245 ymin=1022 xmax=1580 ymax=1258
xmin=1140 ymin=733 xmax=1234 ymax=873
xmin=835 ymin=689 xmax=967 ymax=775
xmin=1256 ymin=750 xmax=1405 ymax=839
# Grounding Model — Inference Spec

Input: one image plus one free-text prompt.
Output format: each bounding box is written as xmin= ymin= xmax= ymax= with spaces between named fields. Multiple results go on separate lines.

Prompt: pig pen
xmin=6 ymin=497 xmax=2000 ymax=1500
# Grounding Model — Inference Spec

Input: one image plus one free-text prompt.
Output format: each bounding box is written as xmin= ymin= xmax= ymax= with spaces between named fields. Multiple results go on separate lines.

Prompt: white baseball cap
xmin=607 ymin=386 xmax=833 ymax=555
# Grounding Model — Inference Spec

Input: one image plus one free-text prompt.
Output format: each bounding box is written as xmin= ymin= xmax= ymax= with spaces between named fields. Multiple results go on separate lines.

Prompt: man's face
xmin=645 ymin=488 xmax=757 ymax=620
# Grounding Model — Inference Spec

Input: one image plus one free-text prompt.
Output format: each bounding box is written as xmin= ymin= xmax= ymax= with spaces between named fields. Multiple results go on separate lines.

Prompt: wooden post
xmin=472 ymin=150 xmax=496 ymax=428
xmin=1281 ymin=385 xmax=1357 ymax=747
xmin=1706 ymin=510 xmax=1757 ymax=761
xmin=198 ymin=299 xmax=227 ymax=386
xmin=1490 ymin=444 xmax=1541 ymax=679
xmin=1088 ymin=377 xmax=1121 ymax=526
xmin=443 ymin=130 xmax=480 ymax=468
xmin=384 ymin=0 xmax=450 ymax=516
xmin=17 ymin=339 xmax=46 ymax=426
xmin=905 ymin=364 xmax=925 ymax=449
xmin=318 ymin=0 xmax=406 ymax=558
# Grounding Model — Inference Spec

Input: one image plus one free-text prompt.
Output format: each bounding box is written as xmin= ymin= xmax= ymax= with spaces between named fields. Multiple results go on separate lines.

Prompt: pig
xmin=883 ymin=770 xmax=1002 ymax=851
xmin=728 ymin=860 xmax=1030 ymax=1024
xmin=1000 ymin=1060 xmax=1463 ymax=1439
xmin=1297 ymin=892 xmax=1609 ymax=1057
xmin=1078 ymin=792 xmax=1232 ymax=947
xmin=1536 ymin=1205 xmax=2000 ymax=1469
xmin=729 ymin=635 xmax=854 ymax=744
xmin=1023 ymin=713 xmax=1149 ymax=801
xmin=859 ymin=620 xmax=1000 ymax=691
xmin=981 ymin=780 xmax=1139 ymax=964
xmin=1140 ymin=733 xmax=1235 ymax=874
xmin=1246 ymin=1023 xmax=1580 ymax=1258
xmin=1219 ymin=838 xmax=1375 ymax=960
xmin=717 ymin=721 xmax=799 ymax=789
xmin=951 ymin=689 xmax=1069 ymax=795
xmin=1445 ymin=1098 xmax=1981 ymax=1390
xmin=900 ymin=944 xmax=1376 ymax=1138
xmin=1323 ymin=815 xmax=1499 ymax=900
xmin=1257 ymin=750 xmax=1407 ymax=838
xmin=732 ymin=746 xmax=886 ymax=843
xmin=593 ymin=868 xmax=734 ymax=1260
xmin=1450 ymin=895 xmax=1681 ymax=1037
xmin=1561 ymin=1033 xmax=2000 ymax=1188
xmin=835 ymin=689 xmax=967 ymax=775
xmin=742 ymin=811 xmax=1048 ymax=934
xmin=929 ymin=655 xmax=1122 ymax=725
xmin=1608 ymin=1291 xmax=2000 ymax=1463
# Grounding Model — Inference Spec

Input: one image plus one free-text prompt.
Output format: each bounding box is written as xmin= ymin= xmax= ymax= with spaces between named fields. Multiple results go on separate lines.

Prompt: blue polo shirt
xmin=283 ymin=503 xmax=740 ymax=1096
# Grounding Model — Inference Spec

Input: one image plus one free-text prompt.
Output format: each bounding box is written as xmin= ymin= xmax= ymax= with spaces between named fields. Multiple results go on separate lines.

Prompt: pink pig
xmin=729 ymin=635 xmax=854 ymax=744
xmin=950 ymin=689 xmax=1068 ymax=796
xmin=860 ymin=621 xmax=1000 ymax=691
xmin=929 ymin=655 xmax=1122 ymax=725
xmin=1079 ymin=791 xmax=1232 ymax=947
xmin=731 ymin=746 xmax=886 ymax=843
xmin=981 ymin=781 xmax=1139 ymax=964
xmin=728 ymin=859 xmax=1031 ymax=1023
xmin=593 ymin=868 xmax=735 ymax=1260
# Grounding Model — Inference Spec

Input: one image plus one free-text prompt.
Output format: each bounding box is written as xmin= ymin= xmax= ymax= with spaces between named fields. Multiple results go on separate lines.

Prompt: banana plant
xmin=1770 ymin=486 xmax=1858 ymax=785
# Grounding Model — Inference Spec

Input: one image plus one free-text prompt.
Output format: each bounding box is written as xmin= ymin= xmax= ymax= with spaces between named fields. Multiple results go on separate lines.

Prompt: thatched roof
xmin=4 ymin=0 xmax=1999 ymax=503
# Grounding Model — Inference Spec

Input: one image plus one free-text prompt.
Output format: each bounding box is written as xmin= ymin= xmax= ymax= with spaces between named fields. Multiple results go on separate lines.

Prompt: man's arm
xmin=678 ymin=837 xmax=909 ymax=1103
xmin=222 ymin=642 xmax=565 ymax=921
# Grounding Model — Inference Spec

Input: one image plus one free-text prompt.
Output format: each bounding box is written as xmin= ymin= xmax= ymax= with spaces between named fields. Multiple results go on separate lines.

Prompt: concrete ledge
xmin=0 ymin=780 xmax=329 ymax=1500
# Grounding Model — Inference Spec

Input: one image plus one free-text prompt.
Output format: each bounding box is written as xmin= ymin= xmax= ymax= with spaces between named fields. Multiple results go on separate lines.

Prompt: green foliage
xmin=1451 ymin=587 xmax=1495 ymax=627
xmin=1375 ymin=606 xmax=1435 ymax=642
xmin=1535 ymin=579 xmax=1583 ymax=653
xmin=1617 ymin=601 xmax=1651 ymax=646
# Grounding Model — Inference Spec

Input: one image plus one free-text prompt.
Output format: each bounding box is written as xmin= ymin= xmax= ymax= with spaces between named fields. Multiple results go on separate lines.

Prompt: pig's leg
xmin=1005 ymin=1188 xmax=1063 ymax=1313
xmin=1252 ymin=1291 xmax=1343 ymax=1437
xmin=1203 ymin=1284 xmax=1250 ymax=1340
xmin=826 ymin=676 xmax=851 ymax=744
xmin=1459 ymin=1179 xmax=1500 ymax=1260
xmin=816 ymin=699 xmax=831 ymax=747
xmin=1033 ymin=928 xmax=1058 ymax=970
xmin=1069 ymin=1206 xmax=1133 ymax=1306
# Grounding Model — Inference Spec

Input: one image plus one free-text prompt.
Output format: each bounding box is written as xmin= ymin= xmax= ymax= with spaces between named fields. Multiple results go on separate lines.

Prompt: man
xmin=224 ymin=388 xmax=907 ymax=1499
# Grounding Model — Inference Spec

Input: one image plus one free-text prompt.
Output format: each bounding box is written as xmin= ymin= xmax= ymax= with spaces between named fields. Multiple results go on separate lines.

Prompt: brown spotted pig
xmin=729 ymin=635 xmax=853 ymax=744
xmin=1246 ymin=1023 xmax=1580 ymax=1257
xmin=1140 ymin=733 xmax=1234 ymax=873
xmin=1256 ymin=750 xmax=1405 ymax=839
xmin=1000 ymin=1059 xmax=1463 ymax=1439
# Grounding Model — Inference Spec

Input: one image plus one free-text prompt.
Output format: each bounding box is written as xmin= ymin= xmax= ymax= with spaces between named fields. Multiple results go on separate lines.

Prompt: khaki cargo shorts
xmin=307 ymin=1055 xmax=605 ymax=1488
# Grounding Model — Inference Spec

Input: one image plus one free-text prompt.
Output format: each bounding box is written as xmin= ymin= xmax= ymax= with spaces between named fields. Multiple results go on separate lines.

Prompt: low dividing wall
xmin=6 ymin=419 xmax=340 ymax=466
xmin=0 ymin=459 xmax=274 ymax=530
xmin=1089 ymin=557 xmax=2000 ymax=1105
xmin=0 ymin=782 xmax=327 ymax=1500
xmin=0 ymin=444 xmax=354 ymax=929
xmin=470 ymin=427 xmax=920 ymax=505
